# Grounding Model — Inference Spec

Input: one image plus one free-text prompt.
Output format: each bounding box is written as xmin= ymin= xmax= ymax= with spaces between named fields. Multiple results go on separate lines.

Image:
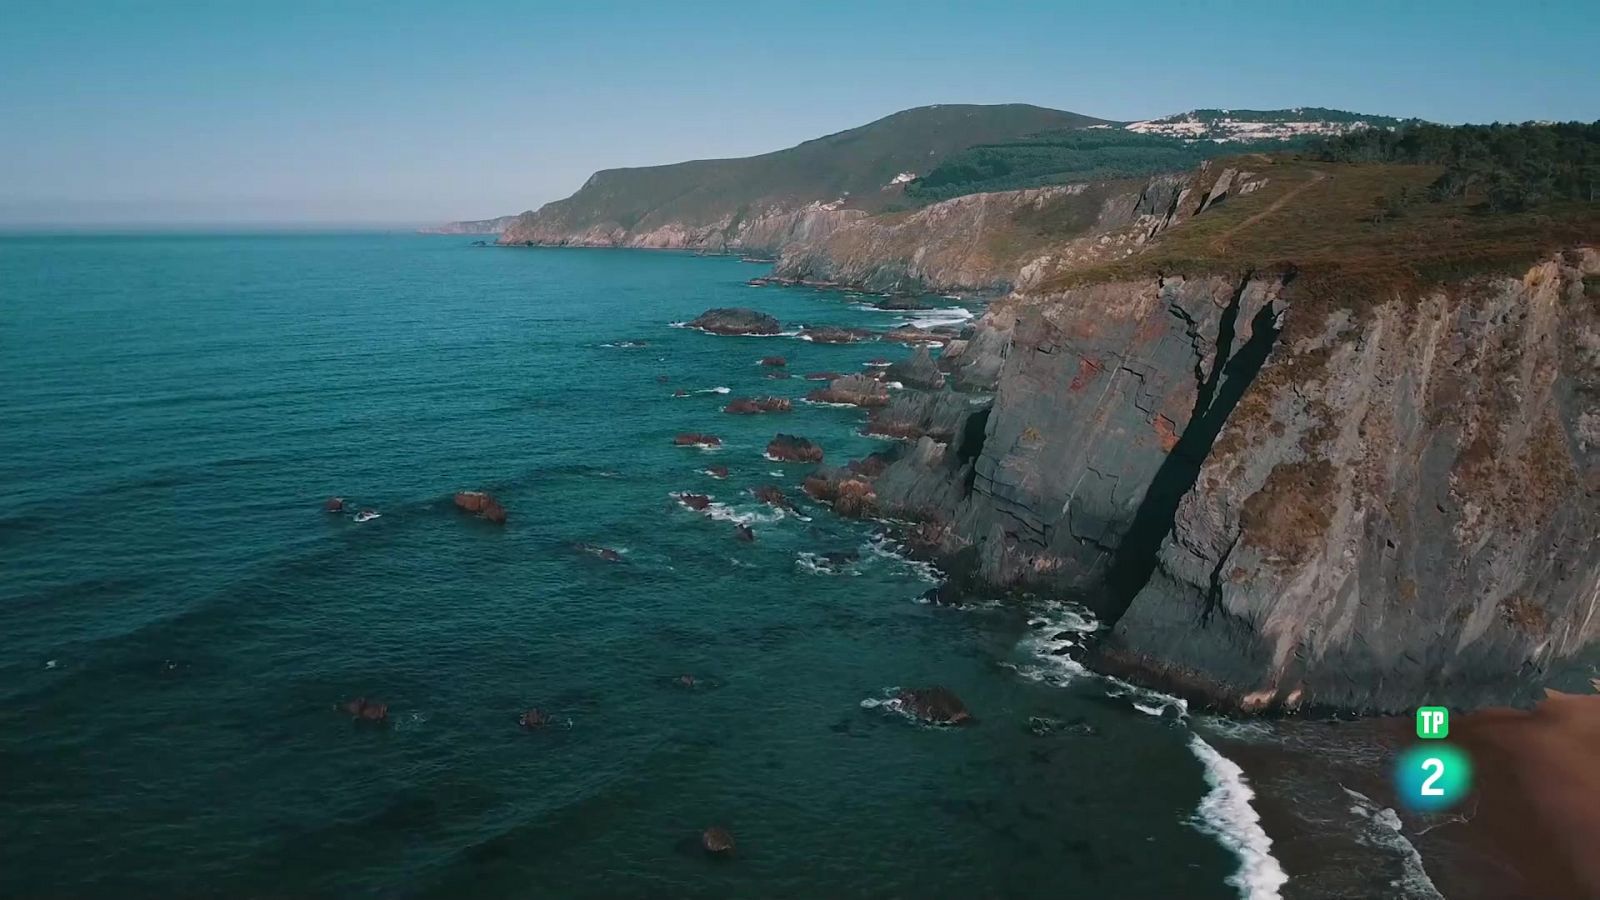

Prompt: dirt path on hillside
xmin=1210 ymin=169 xmax=1329 ymax=254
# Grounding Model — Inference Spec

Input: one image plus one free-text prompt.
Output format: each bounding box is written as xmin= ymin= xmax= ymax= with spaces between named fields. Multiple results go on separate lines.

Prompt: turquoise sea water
xmin=0 ymin=233 xmax=1256 ymax=897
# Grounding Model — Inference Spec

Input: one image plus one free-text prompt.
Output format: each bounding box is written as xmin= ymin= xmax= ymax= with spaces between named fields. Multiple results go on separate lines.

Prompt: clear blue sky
xmin=1 ymin=0 xmax=1594 ymax=226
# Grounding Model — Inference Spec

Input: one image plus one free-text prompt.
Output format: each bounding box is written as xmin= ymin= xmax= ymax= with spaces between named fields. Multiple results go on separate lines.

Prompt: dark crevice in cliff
xmin=956 ymin=406 xmax=992 ymax=492
xmin=1104 ymin=282 xmax=1281 ymax=620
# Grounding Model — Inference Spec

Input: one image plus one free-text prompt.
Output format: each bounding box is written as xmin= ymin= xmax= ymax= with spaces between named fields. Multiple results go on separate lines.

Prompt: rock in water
xmin=723 ymin=396 xmax=792 ymax=415
xmin=453 ymin=491 xmax=507 ymax=524
xmin=338 ymin=697 xmax=389 ymax=722
xmin=688 ymin=308 xmax=781 ymax=336
xmin=674 ymin=433 xmax=722 ymax=449
xmin=324 ymin=497 xmax=345 ymax=513
xmin=519 ymin=708 xmax=552 ymax=729
xmin=886 ymin=345 xmax=946 ymax=390
xmin=750 ymin=485 xmax=793 ymax=510
xmin=766 ymin=434 xmax=824 ymax=463
xmin=759 ymin=355 xmax=787 ymax=367
xmin=701 ymin=826 xmax=735 ymax=856
xmin=805 ymin=374 xmax=890 ymax=408
xmin=704 ymin=465 xmax=729 ymax=479
xmin=674 ymin=492 xmax=713 ymax=511
xmin=896 ymin=687 xmax=971 ymax=725
xmin=799 ymin=325 xmax=868 ymax=344
xmin=733 ymin=524 xmax=756 ymax=543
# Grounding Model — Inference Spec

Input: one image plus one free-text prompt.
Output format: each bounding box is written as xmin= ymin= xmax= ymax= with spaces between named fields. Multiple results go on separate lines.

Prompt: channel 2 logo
xmin=1395 ymin=706 xmax=1472 ymax=812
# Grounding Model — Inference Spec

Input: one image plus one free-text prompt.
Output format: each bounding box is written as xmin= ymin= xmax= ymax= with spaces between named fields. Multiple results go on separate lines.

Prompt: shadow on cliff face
xmin=1104 ymin=279 xmax=1283 ymax=621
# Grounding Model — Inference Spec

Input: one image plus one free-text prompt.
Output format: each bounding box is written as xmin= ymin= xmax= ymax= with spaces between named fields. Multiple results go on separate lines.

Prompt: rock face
xmin=688 ymin=308 xmax=781 ymax=336
xmin=895 ymin=686 xmax=972 ymax=725
xmin=886 ymin=345 xmax=946 ymax=391
xmin=806 ymin=374 xmax=890 ymax=408
xmin=847 ymin=250 xmax=1600 ymax=712
xmin=1107 ymin=251 xmax=1600 ymax=712
xmin=766 ymin=434 xmax=824 ymax=463
xmin=454 ymin=491 xmax=507 ymax=524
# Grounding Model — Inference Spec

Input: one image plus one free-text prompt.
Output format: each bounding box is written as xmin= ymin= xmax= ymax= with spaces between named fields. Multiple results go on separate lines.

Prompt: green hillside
xmin=514 ymin=104 xmax=1107 ymax=234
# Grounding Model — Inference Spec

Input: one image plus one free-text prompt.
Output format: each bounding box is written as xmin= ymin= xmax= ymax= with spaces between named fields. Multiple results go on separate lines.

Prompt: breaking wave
xmin=1188 ymin=736 xmax=1289 ymax=900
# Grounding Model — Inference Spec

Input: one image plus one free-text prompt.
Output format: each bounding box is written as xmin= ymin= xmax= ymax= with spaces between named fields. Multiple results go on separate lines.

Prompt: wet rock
xmin=454 ymin=491 xmax=507 ymax=524
xmin=704 ymin=466 xmax=729 ymax=479
xmin=750 ymin=485 xmax=794 ymax=510
xmin=673 ymin=433 xmax=722 ymax=449
xmin=805 ymin=374 xmax=890 ymax=408
xmin=324 ymin=497 xmax=345 ymax=513
xmin=674 ymin=492 xmax=713 ymax=511
xmin=339 ymin=697 xmax=389 ymax=722
xmin=688 ymin=308 xmax=781 ymax=336
xmin=673 ymin=388 xmax=690 ymax=397
xmin=733 ymin=524 xmax=756 ymax=542
xmin=759 ymin=355 xmax=787 ymax=367
xmin=724 ymin=396 xmax=792 ymax=415
xmin=886 ymin=345 xmax=946 ymax=391
xmin=701 ymin=826 xmax=735 ymax=857
xmin=874 ymin=296 xmax=931 ymax=311
xmin=802 ymin=470 xmax=877 ymax=518
xmin=882 ymin=326 xmax=952 ymax=346
xmin=576 ymin=542 xmax=624 ymax=562
xmin=519 ymin=708 xmax=553 ymax=729
xmin=799 ymin=325 xmax=869 ymax=344
xmin=896 ymin=686 xmax=971 ymax=725
xmin=804 ymin=371 xmax=845 ymax=382
xmin=766 ymin=434 xmax=824 ymax=463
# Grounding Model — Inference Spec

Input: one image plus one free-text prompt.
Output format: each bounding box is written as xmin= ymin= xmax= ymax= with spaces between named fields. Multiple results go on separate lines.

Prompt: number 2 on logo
xmin=1420 ymin=757 xmax=1445 ymax=796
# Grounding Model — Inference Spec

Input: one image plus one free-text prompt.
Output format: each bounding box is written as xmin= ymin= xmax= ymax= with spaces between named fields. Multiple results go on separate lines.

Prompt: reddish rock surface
xmin=803 ymin=470 xmax=877 ymax=517
xmin=724 ymin=396 xmax=792 ymax=415
xmin=453 ymin=491 xmax=507 ymax=524
xmin=895 ymin=686 xmax=971 ymax=725
xmin=750 ymin=485 xmax=793 ymax=510
xmin=674 ymin=433 xmax=722 ymax=448
xmin=324 ymin=497 xmax=345 ymax=513
xmin=766 ymin=434 xmax=824 ymax=463
xmin=759 ymin=355 xmax=787 ymax=367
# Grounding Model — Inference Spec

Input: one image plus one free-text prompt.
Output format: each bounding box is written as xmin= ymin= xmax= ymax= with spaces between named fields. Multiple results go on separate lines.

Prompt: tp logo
xmin=1397 ymin=706 xmax=1471 ymax=812
xmin=1415 ymin=706 xmax=1449 ymax=739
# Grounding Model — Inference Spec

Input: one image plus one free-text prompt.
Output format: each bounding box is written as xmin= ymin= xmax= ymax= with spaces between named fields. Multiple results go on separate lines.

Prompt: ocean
xmin=1 ymin=233 xmax=1442 ymax=898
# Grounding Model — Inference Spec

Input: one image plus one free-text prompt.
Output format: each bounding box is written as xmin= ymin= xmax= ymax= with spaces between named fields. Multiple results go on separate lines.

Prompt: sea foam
xmin=1188 ymin=735 xmax=1289 ymax=900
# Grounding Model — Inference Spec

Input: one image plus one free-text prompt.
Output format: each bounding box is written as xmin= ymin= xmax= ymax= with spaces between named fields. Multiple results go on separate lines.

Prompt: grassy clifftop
xmin=512 ymin=104 xmax=1105 ymax=237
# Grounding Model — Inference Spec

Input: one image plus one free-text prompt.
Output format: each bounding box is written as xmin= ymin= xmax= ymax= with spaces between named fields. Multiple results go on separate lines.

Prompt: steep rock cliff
xmin=1105 ymin=251 xmax=1600 ymax=712
xmin=862 ymin=251 xmax=1599 ymax=711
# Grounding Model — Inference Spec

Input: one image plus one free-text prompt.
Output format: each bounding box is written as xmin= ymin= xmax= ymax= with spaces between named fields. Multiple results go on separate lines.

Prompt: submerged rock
xmin=674 ymin=433 xmax=722 ymax=449
xmin=733 ymin=524 xmax=756 ymax=543
xmin=453 ymin=491 xmax=507 ymax=524
xmin=766 ymin=434 xmax=824 ymax=463
xmin=338 ymin=697 xmax=389 ymax=722
xmin=688 ymin=308 xmax=781 ymax=336
xmin=701 ymin=826 xmax=736 ymax=857
xmin=704 ymin=465 xmax=730 ymax=479
xmin=576 ymin=542 xmax=624 ymax=562
xmin=896 ymin=687 xmax=971 ymax=725
xmin=519 ymin=708 xmax=553 ymax=729
xmin=724 ymin=396 xmax=792 ymax=415
xmin=673 ymin=388 xmax=690 ymax=397
xmin=324 ymin=497 xmax=345 ymax=513
xmin=804 ymin=371 xmax=845 ymax=382
xmin=759 ymin=355 xmax=787 ymax=367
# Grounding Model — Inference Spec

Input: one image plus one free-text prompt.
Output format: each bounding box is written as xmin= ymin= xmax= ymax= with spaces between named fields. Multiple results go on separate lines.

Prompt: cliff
xmin=497 ymin=104 xmax=1105 ymax=251
xmin=419 ymin=215 xmax=519 ymax=235
xmin=802 ymin=145 xmax=1600 ymax=712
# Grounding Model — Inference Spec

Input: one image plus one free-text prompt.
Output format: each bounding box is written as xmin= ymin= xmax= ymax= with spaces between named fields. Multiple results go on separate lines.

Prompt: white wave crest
xmin=1342 ymin=788 xmax=1445 ymax=899
xmin=1188 ymin=736 xmax=1288 ymax=900
xmin=695 ymin=386 xmax=731 ymax=395
xmin=864 ymin=534 xmax=941 ymax=584
xmin=903 ymin=306 xmax=975 ymax=330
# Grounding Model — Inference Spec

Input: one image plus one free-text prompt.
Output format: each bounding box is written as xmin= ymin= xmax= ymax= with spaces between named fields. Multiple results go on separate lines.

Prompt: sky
xmin=1 ymin=0 xmax=1594 ymax=227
